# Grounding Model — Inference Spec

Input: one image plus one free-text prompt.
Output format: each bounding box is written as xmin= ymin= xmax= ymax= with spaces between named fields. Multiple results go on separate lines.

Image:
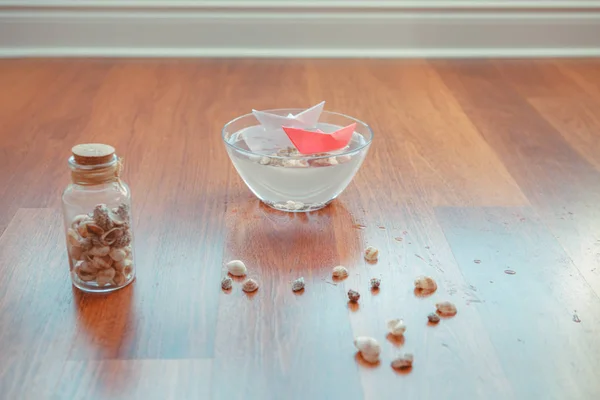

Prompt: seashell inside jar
xmin=62 ymin=143 xmax=136 ymax=293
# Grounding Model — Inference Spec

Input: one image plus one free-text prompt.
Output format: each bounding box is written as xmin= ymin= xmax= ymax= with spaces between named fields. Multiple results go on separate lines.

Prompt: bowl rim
xmin=221 ymin=108 xmax=374 ymax=159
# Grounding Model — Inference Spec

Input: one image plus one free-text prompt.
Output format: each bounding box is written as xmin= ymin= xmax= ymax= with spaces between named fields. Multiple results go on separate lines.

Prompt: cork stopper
xmin=72 ymin=143 xmax=115 ymax=166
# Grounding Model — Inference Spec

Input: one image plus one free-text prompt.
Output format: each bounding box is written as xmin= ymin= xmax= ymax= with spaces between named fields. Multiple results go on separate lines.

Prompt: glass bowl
xmin=222 ymin=109 xmax=373 ymax=212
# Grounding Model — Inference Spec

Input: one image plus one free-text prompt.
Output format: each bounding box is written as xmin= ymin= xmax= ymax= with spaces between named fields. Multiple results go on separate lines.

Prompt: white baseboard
xmin=1 ymin=1 xmax=600 ymax=58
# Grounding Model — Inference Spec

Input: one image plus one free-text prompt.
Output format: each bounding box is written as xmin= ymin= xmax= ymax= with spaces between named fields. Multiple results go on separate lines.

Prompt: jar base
xmin=72 ymin=275 xmax=135 ymax=293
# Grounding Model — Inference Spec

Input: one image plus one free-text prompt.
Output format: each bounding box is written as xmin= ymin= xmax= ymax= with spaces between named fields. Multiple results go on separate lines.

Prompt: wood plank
xmin=304 ymin=60 xmax=528 ymax=207
xmin=0 ymin=208 xmax=77 ymax=398
xmin=434 ymin=60 xmax=600 ymax=296
xmin=56 ymin=359 xmax=212 ymax=400
xmin=435 ymin=206 xmax=600 ymax=399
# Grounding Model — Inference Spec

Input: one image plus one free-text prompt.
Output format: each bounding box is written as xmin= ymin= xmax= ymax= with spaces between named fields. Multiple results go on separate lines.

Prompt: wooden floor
xmin=1 ymin=58 xmax=600 ymax=399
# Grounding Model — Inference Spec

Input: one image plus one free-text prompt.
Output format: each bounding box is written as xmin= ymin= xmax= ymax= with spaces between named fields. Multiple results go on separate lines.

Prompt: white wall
xmin=0 ymin=0 xmax=599 ymax=57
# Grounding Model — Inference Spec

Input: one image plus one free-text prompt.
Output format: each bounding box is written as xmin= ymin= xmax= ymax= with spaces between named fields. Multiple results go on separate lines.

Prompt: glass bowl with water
xmin=222 ymin=109 xmax=373 ymax=212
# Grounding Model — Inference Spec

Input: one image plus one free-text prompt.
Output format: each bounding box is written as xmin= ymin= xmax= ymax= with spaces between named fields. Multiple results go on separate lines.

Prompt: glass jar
xmin=61 ymin=143 xmax=136 ymax=293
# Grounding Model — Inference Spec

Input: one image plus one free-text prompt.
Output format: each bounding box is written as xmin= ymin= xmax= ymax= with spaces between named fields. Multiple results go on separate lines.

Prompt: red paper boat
xmin=282 ymin=123 xmax=356 ymax=154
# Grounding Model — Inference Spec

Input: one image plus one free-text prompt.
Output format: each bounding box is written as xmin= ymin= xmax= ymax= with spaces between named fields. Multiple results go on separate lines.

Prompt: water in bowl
xmin=226 ymin=123 xmax=369 ymax=211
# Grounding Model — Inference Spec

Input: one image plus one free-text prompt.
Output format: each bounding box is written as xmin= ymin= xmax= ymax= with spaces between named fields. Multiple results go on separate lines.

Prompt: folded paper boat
xmin=282 ymin=123 xmax=356 ymax=154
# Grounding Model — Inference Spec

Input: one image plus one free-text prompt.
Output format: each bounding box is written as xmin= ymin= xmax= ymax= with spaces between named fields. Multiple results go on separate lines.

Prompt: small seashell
xmin=259 ymin=156 xmax=271 ymax=165
xmin=109 ymin=247 xmax=127 ymax=262
xmin=123 ymin=261 xmax=133 ymax=277
xmin=67 ymin=229 xmax=81 ymax=247
xmin=348 ymin=289 xmax=360 ymax=302
xmin=115 ymin=259 xmax=133 ymax=275
xmin=69 ymin=244 xmax=83 ymax=260
xmin=436 ymin=301 xmax=458 ymax=316
xmin=92 ymin=255 xmax=113 ymax=270
xmin=387 ymin=319 xmax=407 ymax=336
xmin=93 ymin=204 xmax=114 ymax=231
xmin=101 ymin=227 xmax=124 ymax=246
xmin=370 ymin=277 xmax=381 ymax=289
xmin=75 ymin=261 xmax=97 ymax=281
xmin=109 ymin=204 xmax=129 ymax=226
xmin=391 ymin=353 xmax=413 ymax=369
xmin=221 ymin=276 xmax=233 ymax=290
xmin=113 ymin=233 xmax=132 ymax=248
xmin=364 ymin=246 xmax=379 ymax=262
xmin=85 ymin=223 xmax=104 ymax=237
xmin=291 ymin=277 xmax=305 ymax=292
xmin=91 ymin=236 xmax=103 ymax=247
xmin=427 ymin=313 xmax=440 ymax=323
xmin=242 ymin=278 xmax=259 ymax=293
xmin=89 ymin=246 xmax=110 ymax=257
xmin=414 ymin=276 xmax=437 ymax=292
xmin=80 ymin=237 xmax=93 ymax=251
xmin=227 ymin=260 xmax=247 ymax=277
xmin=354 ymin=336 xmax=381 ymax=364
xmin=96 ymin=268 xmax=116 ymax=286
xmin=71 ymin=214 xmax=91 ymax=229
xmin=332 ymin=266 xmax=349 ymax=279
xmin=76 ymin=220 xmax=92 ymax=238
xmin=113 ymin=271 xmax=127 ymax=286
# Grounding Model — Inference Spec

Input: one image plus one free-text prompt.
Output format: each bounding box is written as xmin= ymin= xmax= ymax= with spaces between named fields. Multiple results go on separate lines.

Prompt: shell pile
xmin=67 ymin=203 xmax=134 ymax=287
xmin=254 ymin=147 xmax=351 ymax=168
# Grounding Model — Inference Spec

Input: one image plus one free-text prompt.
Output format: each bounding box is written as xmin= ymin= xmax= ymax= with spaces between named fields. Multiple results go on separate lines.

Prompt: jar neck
xmin=69 ymin=156 xmax=123 ymax=186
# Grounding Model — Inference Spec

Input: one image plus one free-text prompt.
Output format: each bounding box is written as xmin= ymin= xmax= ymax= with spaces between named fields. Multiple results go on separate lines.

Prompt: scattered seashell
xmin=332 ymin=266 xmax=349 ymax=279
xmin=221 ymin=276 xmax=233 ymax=290
xmin=370 ymin=277 xmax=381 ymax=289
xmin=348 ymin=289 xmax=360 ymax=302
xmin=113 ymin=271 xmax=127 ymax=286
xmin=291 ymin=277 xmax=305 ymax=292
xmin=387 ymin=319 xmax=407 ymax=336
xmin=96 ymin=268 xmax=116 ymax=286
xmin=89 ymin=246 xmax=110 ymax=257
xmin=427 ymin=313 xmax=440 ymax=323
xmin=101 ymin=227 xmax=124 ymax=246
xmin=364 ymin=246 xmax=379 ymax=262
xmin=86 ymin=223 xmax=104 ymax=236
xmin=109 ymin=247 xmax=127 ymax=262
xmin=67 ymin=229 xmax=80 ymax=247
xmin=414 ymin=276 xmax=437 ymax=293
xmin=93 ymin=204 xmax=114 ymax=231
xmin=436 ymin=301 xmax=458 ymax=316
xmin=242 ymin=278 xmax=259 ymax=293
xmin=391 ymin=353 xmax=413 ymax=369
xmin=227 ymin=260 xmax=247 ymax=277
xmin=354 ymin=336 xmax=381 ymax=364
